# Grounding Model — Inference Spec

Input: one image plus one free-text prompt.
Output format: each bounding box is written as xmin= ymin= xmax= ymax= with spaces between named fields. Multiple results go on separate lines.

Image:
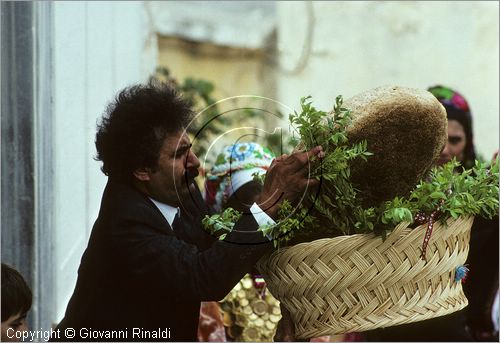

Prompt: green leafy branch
xmin=258 ymin=200 xmax=317 ymax=248
xmin=288 ymin=96 xmax=374 ymax=236
xmin=201 ymin=208 xmax=242 ymax=241
xmin=202 ymin=95 xmax=499 ymax=247
xmin=372 ymin=158 xmax=499 ymax=237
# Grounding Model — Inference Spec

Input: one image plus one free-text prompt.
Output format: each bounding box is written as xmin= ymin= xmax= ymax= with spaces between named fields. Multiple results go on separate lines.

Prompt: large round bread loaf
xmin=344 ymin=85 xmax=447 ymax=205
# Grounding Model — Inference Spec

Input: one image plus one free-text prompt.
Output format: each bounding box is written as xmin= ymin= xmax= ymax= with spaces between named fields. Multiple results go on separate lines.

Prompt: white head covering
xmin=205 ymin=142 xmax=275 ymax=212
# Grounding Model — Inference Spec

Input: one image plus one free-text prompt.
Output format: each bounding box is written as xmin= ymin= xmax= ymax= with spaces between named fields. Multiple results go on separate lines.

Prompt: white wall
xmin=148 ymin=1 xmax=276 ymax=50
xmin=53 ymin=1 xmax=156 ymax=321
xmin=277 ymin=1 xmax=499 ymax=158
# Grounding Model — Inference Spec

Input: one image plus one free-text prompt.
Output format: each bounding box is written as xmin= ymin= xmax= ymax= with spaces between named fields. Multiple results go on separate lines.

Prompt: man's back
xmin=54 ymin=179 xmax=270 ymax=341
xmin=55 ymin=180 xmax=203 ymax=341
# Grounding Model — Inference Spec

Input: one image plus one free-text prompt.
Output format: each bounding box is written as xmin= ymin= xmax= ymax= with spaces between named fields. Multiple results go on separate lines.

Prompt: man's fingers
xmin=270 ymin=154 xmax=289 ymax=170
xmin=298 ymin=145 xmax=324 ymax=164
xmin=308 ymin=145 xmax=324 ymax=157
xmin=276 ymin=153 xmax=289 ymax=162
xmin=300 ymin=177 xmax=319 ymax=191
xmin=286 ymin=146 xmax=324 ymax=171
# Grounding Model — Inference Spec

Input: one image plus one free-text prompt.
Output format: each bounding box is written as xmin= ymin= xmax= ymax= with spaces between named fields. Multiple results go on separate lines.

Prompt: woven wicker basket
xmin=256 ymin=216 xmax=473 ymax=339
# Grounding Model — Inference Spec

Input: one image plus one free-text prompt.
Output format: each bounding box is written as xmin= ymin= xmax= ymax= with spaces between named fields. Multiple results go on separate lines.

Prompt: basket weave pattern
xmin=256 ymin=216 xmax=473 ymax=339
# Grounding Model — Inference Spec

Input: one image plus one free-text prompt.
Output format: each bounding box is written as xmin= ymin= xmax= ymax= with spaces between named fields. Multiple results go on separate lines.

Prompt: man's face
xmin=1 ymin=313 xmax=28 ymax=342
xmin=438 ymin=119 xmax=467 ymax=166
xmin=140 ymin=130 xmax=200 ymax=206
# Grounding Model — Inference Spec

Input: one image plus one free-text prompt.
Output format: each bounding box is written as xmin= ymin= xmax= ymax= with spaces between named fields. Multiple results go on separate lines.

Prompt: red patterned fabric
xmin=197 ymin=301 xmax=226 ymax=342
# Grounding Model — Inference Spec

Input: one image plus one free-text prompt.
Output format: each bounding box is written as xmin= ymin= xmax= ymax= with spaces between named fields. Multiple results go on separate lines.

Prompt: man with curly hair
xmin=53 ymin=82 xmax=323 ymax=341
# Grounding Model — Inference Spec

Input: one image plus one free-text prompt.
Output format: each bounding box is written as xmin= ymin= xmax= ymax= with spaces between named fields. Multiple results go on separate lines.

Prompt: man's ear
xmin=133 ymin=168 xmax=152 ymax=181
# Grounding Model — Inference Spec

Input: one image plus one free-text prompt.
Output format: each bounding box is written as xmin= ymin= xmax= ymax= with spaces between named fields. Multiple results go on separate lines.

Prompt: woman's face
xmin=438 ymin=119 xmax=467 ymax=166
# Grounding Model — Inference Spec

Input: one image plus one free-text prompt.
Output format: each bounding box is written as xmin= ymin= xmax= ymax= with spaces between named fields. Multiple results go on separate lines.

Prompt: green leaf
xmin=430 ymin=191 xmax=446 ymax=199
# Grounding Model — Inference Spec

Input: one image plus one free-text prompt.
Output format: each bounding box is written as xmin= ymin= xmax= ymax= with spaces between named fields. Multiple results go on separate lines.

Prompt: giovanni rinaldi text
xmin=7 ymin=327 xmax=172 ymax=341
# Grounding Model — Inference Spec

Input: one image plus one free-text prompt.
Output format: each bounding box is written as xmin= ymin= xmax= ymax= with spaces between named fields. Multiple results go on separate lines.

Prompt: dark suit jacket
xmin=54 ymin=179 xmax=271 ymax=341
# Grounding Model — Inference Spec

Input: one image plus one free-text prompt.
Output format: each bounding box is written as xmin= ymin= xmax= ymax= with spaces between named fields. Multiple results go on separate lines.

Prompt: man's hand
xmin=257 ymin=146 xmax=324 ymax=219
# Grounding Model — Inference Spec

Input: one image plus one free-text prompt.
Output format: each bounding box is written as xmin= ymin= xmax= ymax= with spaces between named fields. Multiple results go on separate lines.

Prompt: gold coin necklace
xmin=250 ymin=273 xmax=269 ymax=316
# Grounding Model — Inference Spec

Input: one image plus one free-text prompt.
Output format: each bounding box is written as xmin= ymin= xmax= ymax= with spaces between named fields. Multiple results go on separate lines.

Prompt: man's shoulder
xmin=99 ymin=179 xmax=169 ymax=230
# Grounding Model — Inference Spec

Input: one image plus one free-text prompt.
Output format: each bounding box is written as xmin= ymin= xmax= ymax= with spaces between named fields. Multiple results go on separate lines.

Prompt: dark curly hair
xmin=1 ymin=263 xmax=32 ymax=321
xmin=95 ymin=82 xmax=193 ymax=182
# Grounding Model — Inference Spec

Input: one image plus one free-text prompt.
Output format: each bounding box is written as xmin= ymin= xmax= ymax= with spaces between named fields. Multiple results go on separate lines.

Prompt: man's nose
xmin=186 ymin=150 xmax=200 ymax=169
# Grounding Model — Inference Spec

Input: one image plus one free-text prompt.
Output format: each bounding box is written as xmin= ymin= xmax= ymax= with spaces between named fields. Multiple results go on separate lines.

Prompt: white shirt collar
xmin=149 ymin=198 xmax=180 ymax=227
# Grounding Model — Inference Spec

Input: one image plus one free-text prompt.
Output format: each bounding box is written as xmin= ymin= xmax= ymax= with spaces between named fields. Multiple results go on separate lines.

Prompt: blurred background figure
xmin=428 ymin=85 xmax=476 ymax=169
xmin=1 ymin=263 xmax=32 ymax=342
xmin=199 ymin=142 xmax=281 ymax=342
xmin=429 ymin=85 xmax=499 ymax=342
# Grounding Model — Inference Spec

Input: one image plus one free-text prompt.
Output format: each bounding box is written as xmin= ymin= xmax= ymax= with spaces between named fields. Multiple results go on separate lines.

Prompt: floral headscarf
xmin=204 ymin=143 xmax=275 ymax=212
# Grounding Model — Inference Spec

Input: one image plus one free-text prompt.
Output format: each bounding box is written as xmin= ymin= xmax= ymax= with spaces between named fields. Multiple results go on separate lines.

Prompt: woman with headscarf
xmin=429 ymin=85 xmax=499 ymax=342
xmin=428 ymin=85 xmax=477 ymax=169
